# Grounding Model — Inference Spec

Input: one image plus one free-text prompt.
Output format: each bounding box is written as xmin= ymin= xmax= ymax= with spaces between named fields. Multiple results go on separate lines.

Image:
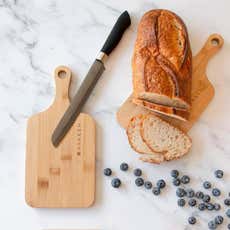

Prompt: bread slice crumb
xmin=140 ymin=114 xmax=192 ymax=161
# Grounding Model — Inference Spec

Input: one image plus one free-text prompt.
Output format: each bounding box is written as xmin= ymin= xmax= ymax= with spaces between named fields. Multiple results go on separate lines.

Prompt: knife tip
xmin=51 ymin=133 xmax=60 ymax=148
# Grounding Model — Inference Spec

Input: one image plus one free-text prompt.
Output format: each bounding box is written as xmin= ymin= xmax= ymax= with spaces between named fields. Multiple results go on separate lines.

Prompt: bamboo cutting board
xmin=117 ymin=34 xmax=224 ymax=132
xmin=25 ymin=66 xmax=96 ymax=208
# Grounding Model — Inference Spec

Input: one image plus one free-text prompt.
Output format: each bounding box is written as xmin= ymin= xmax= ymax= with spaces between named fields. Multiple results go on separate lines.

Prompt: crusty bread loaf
xmin=132 ymin=98 xmax=189 ymax=121
xmin=126 ymin=114 xmax=165 ymax=164
xmin=140 ymin=114 xmax=192 ymax=161
xmin=132 ymin=9 xmax=192 ymax=110
xmin=126 ymin=114 xmax=192 ymax=164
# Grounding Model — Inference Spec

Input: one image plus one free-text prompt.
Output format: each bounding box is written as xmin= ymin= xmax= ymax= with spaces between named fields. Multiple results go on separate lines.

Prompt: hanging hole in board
xmin=57 ymin=70 xmax=67 ymax=79
xmin=211 ymin=38 xmax=220 ymax=46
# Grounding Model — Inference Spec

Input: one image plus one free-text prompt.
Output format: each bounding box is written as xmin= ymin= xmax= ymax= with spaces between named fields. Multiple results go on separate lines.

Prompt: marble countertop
xmin=0 ymin=0 xmax=230 ymax=229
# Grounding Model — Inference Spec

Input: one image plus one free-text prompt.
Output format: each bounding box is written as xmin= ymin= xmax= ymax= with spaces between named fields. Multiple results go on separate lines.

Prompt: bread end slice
xmin=126 ymin=114 xmax=155 ymax=154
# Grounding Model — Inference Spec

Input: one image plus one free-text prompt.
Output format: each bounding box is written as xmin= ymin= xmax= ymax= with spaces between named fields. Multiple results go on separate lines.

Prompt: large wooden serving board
xmin=117 ymin=34 xmax=224 ymax=132
xmin=25 ymin=66 xmax=96 ymax=208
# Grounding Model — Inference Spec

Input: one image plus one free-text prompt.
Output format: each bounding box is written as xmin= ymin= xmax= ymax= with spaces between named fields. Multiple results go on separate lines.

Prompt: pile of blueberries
xmin=104 ymin=163 xmax=230 ymax=229
xmin=171 ymin=169 xmax=230 ymax=229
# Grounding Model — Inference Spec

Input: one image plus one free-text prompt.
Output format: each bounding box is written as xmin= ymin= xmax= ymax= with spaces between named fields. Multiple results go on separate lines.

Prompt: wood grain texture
xmin=25 ymin=66 xmax=96 ymax=208
xmin=117 ymin=34 xmax=224 ymax=132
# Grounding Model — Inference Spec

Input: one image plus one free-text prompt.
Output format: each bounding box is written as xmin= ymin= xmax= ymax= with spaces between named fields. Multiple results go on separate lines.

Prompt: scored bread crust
xmin=140 ymin=114 xmax=192 ymax=161
xmin=132 ymin=98 xmax=189 ymax=121
xmin=132 ymin=9 xmax=192 ymax=110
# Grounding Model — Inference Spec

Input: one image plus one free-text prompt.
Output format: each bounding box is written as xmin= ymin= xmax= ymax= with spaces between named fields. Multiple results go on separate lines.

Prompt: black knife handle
xmin=101 ymin=11 xmax=131 ymax=56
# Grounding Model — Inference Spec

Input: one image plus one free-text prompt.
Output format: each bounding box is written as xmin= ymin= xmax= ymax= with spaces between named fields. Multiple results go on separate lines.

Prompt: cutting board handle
xmin=194 ymin=34 xmax=224 ymax=71
xmin=53 ymin=66 xmax=71 ymax=106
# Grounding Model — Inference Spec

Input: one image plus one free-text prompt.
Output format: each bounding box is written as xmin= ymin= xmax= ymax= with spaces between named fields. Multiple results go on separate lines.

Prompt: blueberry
xmin=188 ymin=198 xmax=197 ymax=207
xmin=214 ymin=169 xmax=223 ymax=178
xmin=228 ymin=224 xmax=230 ymax=229
xmin=198 ymin=203 xmax=206 ymax=211
xmin=188 ymin=216 xmax=196 ymax=225
xmin=214 ymin=215 xmax=223 ymax=225
xmin=152 ymin=187 xmax=161 ymax=195
xmin=195 ymin=191 xmax=204 ymax=199
xmin=208 ymin=220 xmax=217 ymax=229
xmin=226 ymin=209 xmax=230 ymax=217
xmin=177 ymin=198 xmax=186 ymax=207
xmin=171 ymin=169 xmax=179 ymax=178
xmin=104 ymin=168 xmax=112 ymax=176
xmin=120 ymin=163 xmax=129 ymax=171
xmin=111 ymin=178 xmax=121 ymax=188
xmin=212 ymin=188 xmax=221 ymax=197
xmin=172 ymin=178 xmax=180 ymax=186
xmin=214 ymin=203 xmax=221 ymax=211
xmin=181 ymin=175 xmax=190 ymax=184
xmin=176 ymin=188 xmax=186 ymax=197
xmin=135 ymin=177 xmax=144 ymax=187
xmin=224 ymin=199 xmax=230 ymax=206
xmin=157 ymin=179 xmax=166 ymax=189
xmin=144 ymin=181 xmax=152 ymax=190
xmin=187 ymin=189 xmax=195 ymax=198
xmin=134 ymin=168 xmax=142 ymax=177
xmin=203 ymin=181 xmax=211 ymax=189
xmin=206 ymin=203 xmax=214 ymax=211
xmin=203 ymin=194 xmax=211 ymax=203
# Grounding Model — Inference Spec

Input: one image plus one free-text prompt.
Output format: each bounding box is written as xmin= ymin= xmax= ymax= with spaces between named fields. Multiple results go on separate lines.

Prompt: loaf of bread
xmin=132 ymin=9 xmax=192 ymax=110
xmin=126 ymin=114 xmax=192 ymax=164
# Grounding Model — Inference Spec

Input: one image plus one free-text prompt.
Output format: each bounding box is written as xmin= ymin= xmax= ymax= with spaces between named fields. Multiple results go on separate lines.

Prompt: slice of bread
xmin=132 ymin=98 xmax=189 ymax=121
xmin=126 ymin=114 xmax=192 ymax=164
xmin=127 ymin=115 xmax=165 ymax=164
xmin=127 ymin=114 xmax=155 ymax=155
xmin=140 ymin=114 xmax=192 ymax=161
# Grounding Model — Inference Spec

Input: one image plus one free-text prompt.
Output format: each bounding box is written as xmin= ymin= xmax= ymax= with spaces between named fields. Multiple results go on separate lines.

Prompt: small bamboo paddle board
xmin=117 ymin=34 xmax=224 ymax=132
xmin=25 ymin=66 xmax=96 ymax=208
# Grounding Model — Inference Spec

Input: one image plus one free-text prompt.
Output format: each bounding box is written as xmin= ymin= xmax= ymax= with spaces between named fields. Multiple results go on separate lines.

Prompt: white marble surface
xmin=0 ymin=0 xmax=230 ymax=229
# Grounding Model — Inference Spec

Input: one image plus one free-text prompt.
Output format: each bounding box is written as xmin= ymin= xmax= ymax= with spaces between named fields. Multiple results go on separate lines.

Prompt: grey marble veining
xmin=0 ymin=0 xmax=230 ymax=229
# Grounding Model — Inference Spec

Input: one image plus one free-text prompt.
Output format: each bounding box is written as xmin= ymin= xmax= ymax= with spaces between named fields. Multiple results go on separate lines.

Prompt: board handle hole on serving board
xmin=211 ymin=38 xmax=220 ymax=46
xmin=57 ymin=70 xmax=67 ymax=79
xmin=54 ymin=66 xmax=72 ymax=81
xmin=207 ymin=34 xmax=224 ymax=49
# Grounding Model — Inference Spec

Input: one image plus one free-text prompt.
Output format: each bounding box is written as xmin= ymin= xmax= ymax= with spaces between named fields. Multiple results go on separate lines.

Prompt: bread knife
xmin=52 ymin=11 xmax=131 ymax=147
